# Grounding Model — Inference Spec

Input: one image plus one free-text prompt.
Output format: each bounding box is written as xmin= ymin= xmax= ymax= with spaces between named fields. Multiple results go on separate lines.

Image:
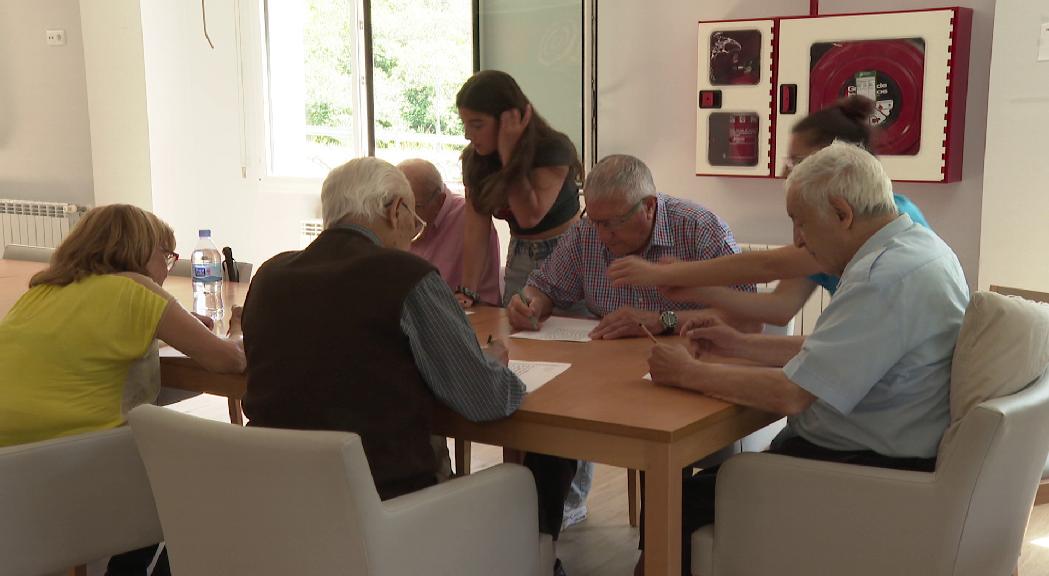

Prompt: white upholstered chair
xmin=1 ymin=243 xmax=54 ymax=262
xmin=0 ymin=428 xmax=163 ymax=576
xmin=991 ymin=284 xmax=1049 ymax=505
xmin=128 ymin=404 xmax=541 ymax=576
xmin=691 ymin=291 xmax=1049 ymax=576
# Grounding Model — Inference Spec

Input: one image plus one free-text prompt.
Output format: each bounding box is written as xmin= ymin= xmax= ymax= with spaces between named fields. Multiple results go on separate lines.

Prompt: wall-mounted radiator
xmin=300 ymin=219 xmax=323 ymax=249
xmin=0 ymin=199 xmax=88 ymax=249
xmin=737 ymin=242 xmax=831 ymax=337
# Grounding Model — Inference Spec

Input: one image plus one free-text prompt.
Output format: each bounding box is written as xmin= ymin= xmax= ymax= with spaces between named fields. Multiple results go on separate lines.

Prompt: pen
xmin=518 ymin=288 xmax=538 ymax=330
xmin=638 ymin=323 xmax=659 ymax=344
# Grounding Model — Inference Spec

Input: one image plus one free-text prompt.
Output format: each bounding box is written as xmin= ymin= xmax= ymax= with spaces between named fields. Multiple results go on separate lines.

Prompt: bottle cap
xmin=198 ymin=229 xmax=211 ymax=238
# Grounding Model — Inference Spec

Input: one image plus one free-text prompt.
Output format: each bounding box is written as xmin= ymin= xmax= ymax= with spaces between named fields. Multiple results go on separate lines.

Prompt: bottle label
xmin=192 ymin=262 xmax=223 ymax=283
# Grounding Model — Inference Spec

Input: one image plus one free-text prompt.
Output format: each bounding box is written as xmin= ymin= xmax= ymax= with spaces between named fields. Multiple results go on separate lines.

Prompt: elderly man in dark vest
xmin=241 ymin=158 xmax=577 ymax=573
xmin=242 ymin=156 xmax=524 ymax=497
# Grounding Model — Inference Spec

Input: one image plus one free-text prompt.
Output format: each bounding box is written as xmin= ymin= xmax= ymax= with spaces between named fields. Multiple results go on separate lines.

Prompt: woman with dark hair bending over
xmin=608 ymin=96 xmax=931 ymax=330
xmin=454 ymin=69 xmax=583 ymax=308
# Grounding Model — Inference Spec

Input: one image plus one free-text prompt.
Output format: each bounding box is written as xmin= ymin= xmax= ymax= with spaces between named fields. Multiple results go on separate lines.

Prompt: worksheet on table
xmin=509 ymin=316 xmax=598 ymax=343
xmin=508 ymin=360 xmax=571 ymax=392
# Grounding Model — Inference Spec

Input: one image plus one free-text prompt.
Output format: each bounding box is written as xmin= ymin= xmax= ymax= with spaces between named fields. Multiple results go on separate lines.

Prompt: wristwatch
xmin=659 ymin=310 xmax=678 ymax=335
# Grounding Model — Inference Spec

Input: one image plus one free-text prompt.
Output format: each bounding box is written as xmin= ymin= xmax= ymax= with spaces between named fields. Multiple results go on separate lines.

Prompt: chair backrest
xmin=128 ymin=405 xmax=380 ymax=575
xmin=170 ymin=260 xmax=253 ymax=282
xmin=934 ymin=369 xmax=1049 ymax=576
xmin=0 ymin=428 xmax=162 ymax=575
xmin=1 ymin=243 xmax=54 ymax=262
xmin=990 ymin=286 xmax=1049 ymax=481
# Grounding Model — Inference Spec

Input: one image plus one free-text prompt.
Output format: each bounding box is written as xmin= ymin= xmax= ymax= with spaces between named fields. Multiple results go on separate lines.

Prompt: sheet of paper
xmin=159 ymin=346 xmax=187 ymax=358
xmin=465 ymin=309 xmax=475 ymax=315
xmin=510 ymin=316 xmax=599 ymax=343
xmin=508 ymin=360 xmax=571 ymax=393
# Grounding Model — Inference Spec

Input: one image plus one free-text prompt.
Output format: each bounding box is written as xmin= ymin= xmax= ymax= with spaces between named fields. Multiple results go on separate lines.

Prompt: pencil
xmin=639 ymin=323 xmax=659 ymax=344
xmin=518 ymin=288 xmax=538 ymax=330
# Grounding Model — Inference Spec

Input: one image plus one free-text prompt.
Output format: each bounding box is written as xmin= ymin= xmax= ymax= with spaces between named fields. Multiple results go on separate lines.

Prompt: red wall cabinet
xmin=695 ymin=7 xmax=972 ymax=183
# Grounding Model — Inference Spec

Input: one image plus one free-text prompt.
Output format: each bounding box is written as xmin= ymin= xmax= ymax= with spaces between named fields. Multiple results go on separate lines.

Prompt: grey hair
xmin=785 ymin=140 xmax=896 ymax=219
xmin=321 ymin=157 xmax=412 ymax=229
xmin=583 ymin=154 xmax=658 ymax=204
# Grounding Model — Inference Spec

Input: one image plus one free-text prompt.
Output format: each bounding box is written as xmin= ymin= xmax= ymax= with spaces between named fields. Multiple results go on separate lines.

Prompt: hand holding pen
xmin=482 ymin=334 xmax=510 ymax=366
xmin=508 ymin=288 xmax=541 ymax=331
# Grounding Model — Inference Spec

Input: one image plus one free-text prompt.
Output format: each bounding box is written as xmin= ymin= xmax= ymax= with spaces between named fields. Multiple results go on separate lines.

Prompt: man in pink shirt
xmin=399 ymin=159 xmax=502 ymax=305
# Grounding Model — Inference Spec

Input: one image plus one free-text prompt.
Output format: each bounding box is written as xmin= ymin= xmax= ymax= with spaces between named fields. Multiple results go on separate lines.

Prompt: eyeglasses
xmin=416 ymin=185 xmax=444 ymax=209
xmin=581 ymin=199 xmax=645 ymax=231
xmin=782 ymin=155 xmax=805 ymax=177
xmin=386 ymin=198 xmax=428 ymax=242
xmin=164 ymin=250 xmax=180 ymax=270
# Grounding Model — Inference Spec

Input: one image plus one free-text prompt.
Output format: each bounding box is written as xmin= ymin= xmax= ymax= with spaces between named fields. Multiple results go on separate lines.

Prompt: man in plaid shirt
xmin=508 ymin=154 xmax=755 ymax=339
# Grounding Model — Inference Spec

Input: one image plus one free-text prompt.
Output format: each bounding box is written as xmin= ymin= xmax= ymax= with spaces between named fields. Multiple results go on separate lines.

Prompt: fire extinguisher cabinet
xmin=695 ymin=7 xmax=972 ymax=183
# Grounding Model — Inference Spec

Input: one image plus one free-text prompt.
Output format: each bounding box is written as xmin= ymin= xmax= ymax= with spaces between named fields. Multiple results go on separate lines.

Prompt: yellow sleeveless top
xmin=0 ymin=274 xmax=170 ymax=446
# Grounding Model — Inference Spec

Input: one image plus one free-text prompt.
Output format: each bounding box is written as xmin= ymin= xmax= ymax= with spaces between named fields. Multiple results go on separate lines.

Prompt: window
xmin=371 ymin=0 xmax=474 ymax=182
xmin=260 ymin=0 xmax=473 ymax=183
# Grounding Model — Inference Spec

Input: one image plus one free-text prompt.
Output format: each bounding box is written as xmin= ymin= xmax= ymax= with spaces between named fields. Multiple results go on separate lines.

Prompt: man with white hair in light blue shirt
xmin=638 ymin=140 xmax=970 ymax=575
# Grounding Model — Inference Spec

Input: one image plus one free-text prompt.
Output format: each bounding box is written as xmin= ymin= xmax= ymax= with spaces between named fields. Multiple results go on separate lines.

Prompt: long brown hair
xmin=30 ymin=204 xmax=175 ymax=287
xmin=456 ymin=70 xmax=582 ymax=214
xmin=793 ymin=96 xmax=878 ymax=149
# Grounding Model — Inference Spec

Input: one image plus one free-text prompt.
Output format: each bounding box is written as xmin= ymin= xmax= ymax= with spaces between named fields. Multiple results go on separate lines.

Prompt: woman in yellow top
xmin=0 ymin=204 xmax=245 ymax=575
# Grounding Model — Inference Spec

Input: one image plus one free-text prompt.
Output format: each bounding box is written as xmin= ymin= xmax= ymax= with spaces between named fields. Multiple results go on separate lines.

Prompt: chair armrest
xmin=365 ymin=463 xmax=539 ymax=576
xmin=705 ymin=453 xmax=943 ymax=576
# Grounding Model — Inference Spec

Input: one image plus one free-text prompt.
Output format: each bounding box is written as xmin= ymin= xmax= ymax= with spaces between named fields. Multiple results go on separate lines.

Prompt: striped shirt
xmin=527 ymin=193 xmax=752 ymax=315
xmin=400 ymin=271 xmax=526 ymax=421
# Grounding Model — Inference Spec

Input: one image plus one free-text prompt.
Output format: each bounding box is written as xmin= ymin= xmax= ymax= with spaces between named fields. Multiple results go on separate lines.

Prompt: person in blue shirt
xmin=608 ymin=96 xmax=931 ymax=327
xmin=638 ymin=141 xmax=969 ymax=576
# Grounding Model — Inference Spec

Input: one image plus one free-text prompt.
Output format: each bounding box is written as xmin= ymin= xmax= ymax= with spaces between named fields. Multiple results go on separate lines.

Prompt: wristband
xmin=455 ymin=286 xmax=480 ymax=302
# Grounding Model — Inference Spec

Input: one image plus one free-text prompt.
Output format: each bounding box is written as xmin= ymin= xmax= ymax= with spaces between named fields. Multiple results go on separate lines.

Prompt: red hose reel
xmin=809 ymin=38 xmax=926 ymax=156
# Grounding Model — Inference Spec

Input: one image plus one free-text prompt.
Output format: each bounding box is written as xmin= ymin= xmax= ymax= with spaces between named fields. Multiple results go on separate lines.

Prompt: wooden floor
xmin=173 ymin=394 xmax=1049 ymax=576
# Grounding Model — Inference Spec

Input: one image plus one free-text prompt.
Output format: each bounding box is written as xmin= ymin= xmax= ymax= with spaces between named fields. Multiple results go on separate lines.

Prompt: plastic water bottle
xmin=191 ymin=229 xmax=224 ymax=320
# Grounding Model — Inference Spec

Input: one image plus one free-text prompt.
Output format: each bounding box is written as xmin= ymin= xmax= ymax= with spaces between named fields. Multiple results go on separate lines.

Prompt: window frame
xmin=237 ymin=0 xmax=595 ymax=194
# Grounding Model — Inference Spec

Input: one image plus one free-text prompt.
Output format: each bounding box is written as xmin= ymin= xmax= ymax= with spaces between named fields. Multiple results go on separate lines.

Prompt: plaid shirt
xmin=527 ymin=193 xmax=754 ymax=316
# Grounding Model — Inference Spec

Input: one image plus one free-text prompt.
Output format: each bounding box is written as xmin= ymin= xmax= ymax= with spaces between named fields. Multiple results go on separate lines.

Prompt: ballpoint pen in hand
xmin=518 ymin=288 xmax=538 ymax=330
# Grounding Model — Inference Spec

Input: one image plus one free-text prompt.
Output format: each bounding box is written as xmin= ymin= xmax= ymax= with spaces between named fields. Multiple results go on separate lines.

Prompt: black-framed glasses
xmin=581 ymin=199 xmax=645 ymax=231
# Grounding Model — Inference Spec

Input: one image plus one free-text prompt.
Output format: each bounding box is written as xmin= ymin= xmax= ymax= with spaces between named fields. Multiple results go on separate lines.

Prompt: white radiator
xmin=0 ymin=199 xmax=88 ymax=249
xmin=300 ymin=219 xmax=323 ymax=249
xmin=737 ymin=243 xmax=830 ymax=336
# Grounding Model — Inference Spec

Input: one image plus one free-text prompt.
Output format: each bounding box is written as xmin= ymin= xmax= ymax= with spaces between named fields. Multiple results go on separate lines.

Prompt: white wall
xmin=0 ymin=0 xmax=93 ymax=206
xmin=597 ymin=0 xmax=995 ymax=287
xmin=977 ymin=1 xmax=1049 ymax=291
xmin=79 ymin=0 xmax=153 ymax=209
xmin=79 ymin=0 xmax=320 ymax=267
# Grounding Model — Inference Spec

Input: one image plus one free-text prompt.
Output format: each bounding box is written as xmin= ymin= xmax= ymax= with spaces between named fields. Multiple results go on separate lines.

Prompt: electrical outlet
xmin=45 ymin=29 xmax=66 ymax=46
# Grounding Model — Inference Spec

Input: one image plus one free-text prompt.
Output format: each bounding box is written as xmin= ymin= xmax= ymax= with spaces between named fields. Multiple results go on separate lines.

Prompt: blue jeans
xmin=502 ymin=236 xmax=563 ymax=306
xmin=503 ymin=235 xmax=593 ymax=319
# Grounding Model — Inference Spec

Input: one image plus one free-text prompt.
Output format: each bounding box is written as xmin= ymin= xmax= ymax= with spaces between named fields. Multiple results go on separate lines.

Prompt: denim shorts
xmin=501 ymin=236 xmax=563 ymax=307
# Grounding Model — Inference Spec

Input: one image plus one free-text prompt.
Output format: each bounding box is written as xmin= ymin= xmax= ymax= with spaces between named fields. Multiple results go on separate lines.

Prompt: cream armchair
xmin=691 ymin=291 xmax=1049 ymax=576
xmin=0 ymin=428 xmax=162 ymax=576
xmin=128 ymin=405 xmax=541 ymax=576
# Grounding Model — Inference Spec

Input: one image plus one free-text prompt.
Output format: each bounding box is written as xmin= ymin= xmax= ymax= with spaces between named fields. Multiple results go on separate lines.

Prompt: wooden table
xmin=1 ymin=258 xmax=778 ymax=575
